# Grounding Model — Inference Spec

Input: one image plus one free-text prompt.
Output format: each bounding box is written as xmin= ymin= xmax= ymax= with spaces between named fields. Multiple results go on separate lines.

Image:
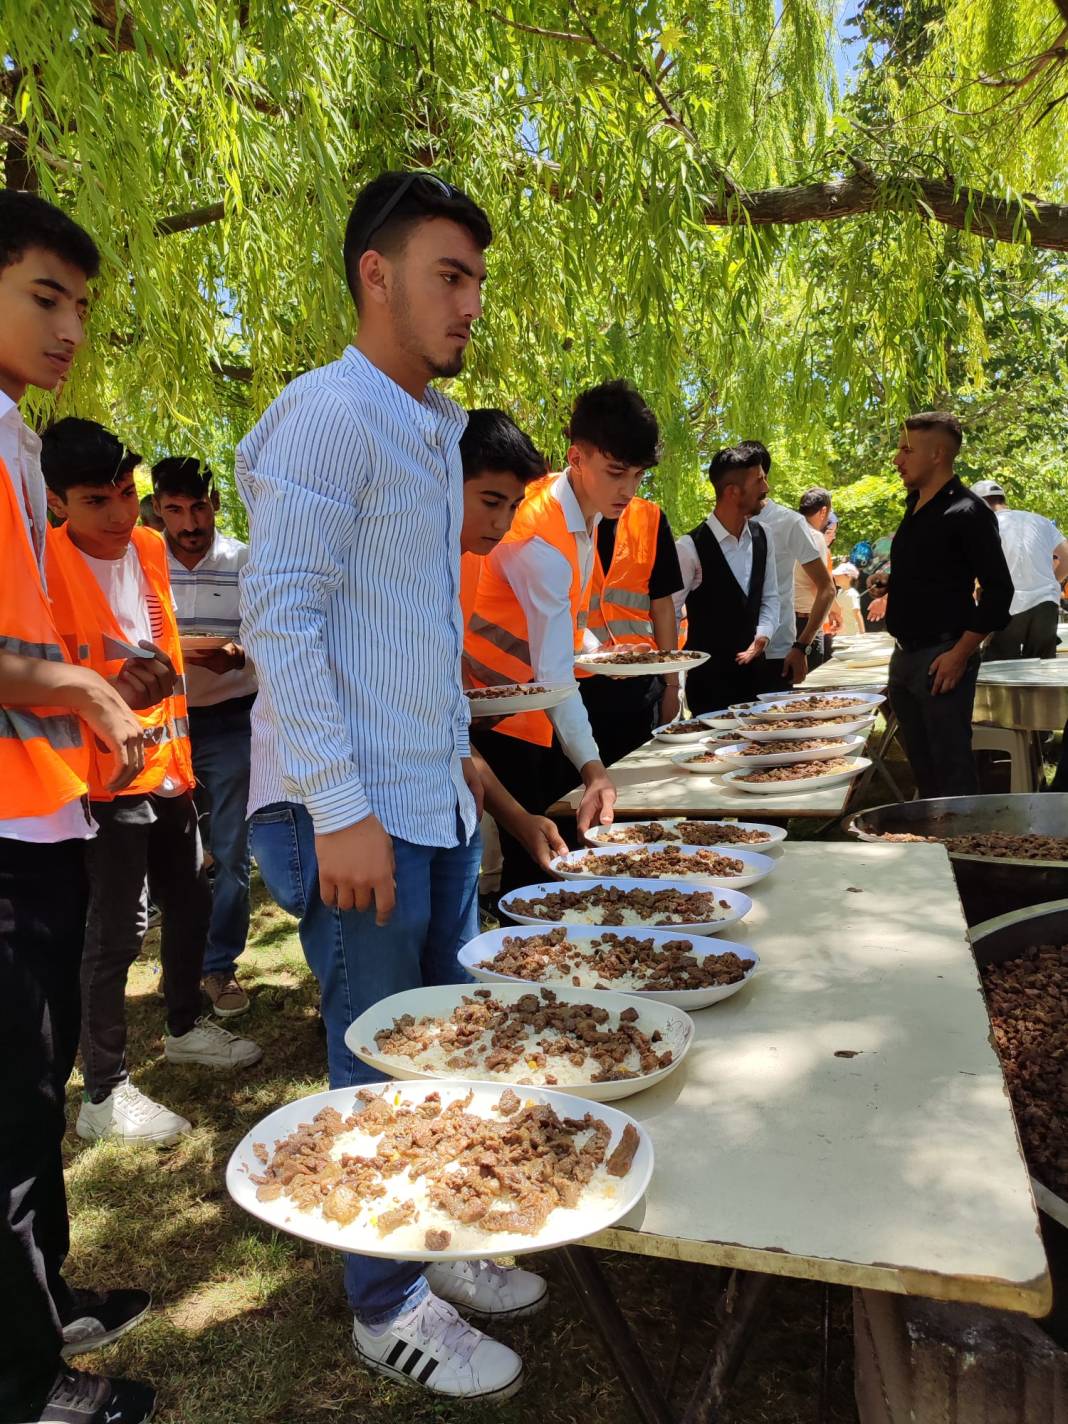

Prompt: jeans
xmin=82 ymin=792 xmax=211 ymax=1099
xmin=250 ymin=801 xmax=481 ymax=1323
xmin=190 ymin=701 xmax=252 ymax=978
xmin=888 ymin=641 xmax=980 ymax=799
xmin=0 ymin=837 xmax=87 ymax=1422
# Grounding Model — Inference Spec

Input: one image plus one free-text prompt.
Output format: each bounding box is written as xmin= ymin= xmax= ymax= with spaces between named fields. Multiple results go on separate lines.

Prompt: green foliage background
xmin=3 ymin=0 xmax=1068 ymax=545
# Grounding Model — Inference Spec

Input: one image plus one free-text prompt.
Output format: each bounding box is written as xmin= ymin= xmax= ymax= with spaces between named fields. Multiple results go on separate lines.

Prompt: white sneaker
xmin=424 ymin=1259 xmax=548 ymax=1320
xmin=76 ymin=1080 xmax=191 ymax=1146
xmin=352 ymin=1293 xmax=523 ymax=1400
xmin=163 ymin=1016 xmax=262 ymax=1070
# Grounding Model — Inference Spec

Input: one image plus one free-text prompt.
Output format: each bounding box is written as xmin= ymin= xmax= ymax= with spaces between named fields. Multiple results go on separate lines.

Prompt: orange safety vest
xmin=587 ymin=496 xmax=660 ymax=648
xmin=465 ymin=474 xmax=592 ymax=746
xmin=46 ymin=523 xmax=194 ymax=801
xmin=459 ymin=552 xmax=483 ymax=637
xmin=0 ymin=458 xmax=90 ymax=818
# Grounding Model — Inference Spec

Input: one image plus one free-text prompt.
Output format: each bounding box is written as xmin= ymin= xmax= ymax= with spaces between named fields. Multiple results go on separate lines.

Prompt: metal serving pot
xmin=844 ymin=794 xmax=1068 ymax=925
xmin=969 ymin=900 xmax=1068 ymax=1230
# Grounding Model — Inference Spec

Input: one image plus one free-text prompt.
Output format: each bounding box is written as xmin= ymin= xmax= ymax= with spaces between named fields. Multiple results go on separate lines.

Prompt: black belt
xmin=892 ymin=632 xmax=960 ymax=655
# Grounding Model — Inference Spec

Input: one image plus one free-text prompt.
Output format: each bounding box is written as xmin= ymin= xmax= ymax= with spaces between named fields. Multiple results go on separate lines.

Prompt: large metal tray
xmin=845 ymin=794 xmax=1068 ymax=924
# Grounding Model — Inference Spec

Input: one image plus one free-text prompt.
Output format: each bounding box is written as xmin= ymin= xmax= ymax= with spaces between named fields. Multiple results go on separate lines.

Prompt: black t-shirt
xmin=597 ymin=509 xmax=683 ymax=600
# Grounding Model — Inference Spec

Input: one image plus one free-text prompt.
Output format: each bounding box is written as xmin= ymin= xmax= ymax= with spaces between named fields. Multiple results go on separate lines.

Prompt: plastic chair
xmin=971 ymin=724 xmax=1035 ymax=793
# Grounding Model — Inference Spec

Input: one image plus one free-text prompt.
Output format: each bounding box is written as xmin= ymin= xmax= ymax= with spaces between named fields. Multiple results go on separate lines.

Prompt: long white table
xmin=563 ymin=841 xmax=1050 ymax=1423
xmin=550 ymin=737 xmax=865 ymax=820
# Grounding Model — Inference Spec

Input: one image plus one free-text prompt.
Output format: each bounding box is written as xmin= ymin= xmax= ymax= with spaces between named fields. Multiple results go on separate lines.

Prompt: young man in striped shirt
xmin=240 ymin=172 xmax=541 ymax=1402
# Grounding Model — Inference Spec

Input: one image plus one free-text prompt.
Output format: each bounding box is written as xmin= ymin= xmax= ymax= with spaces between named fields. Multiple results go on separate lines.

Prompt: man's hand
xmin=76 ymin=673 xmax=146 ymax=792
xmin=782 ymin=646 xmax=808 ymax=685
xmin=183 ymin=641 xmax=245 ymax=676
xmin=658 ymin=682 xmax=681 ymax=725
xmin=576 ymin=760 xmax=616 ymax=835
xmin=736 ymin=635 xmax=768 ymax=667
xmin=461 ymin=756 xmax=485 ymax=819
xmin=113 ymin=641 xmax=176 ymax=710
xmin=515 ymin=813 xmax=569 ymax=874
xmin=866 ymin=595 xmax=888 ymax=622
xmin=315 ymin=815 xmax=396 ymax=924
xmin=929 ymin=647 xmax=970 ymax=695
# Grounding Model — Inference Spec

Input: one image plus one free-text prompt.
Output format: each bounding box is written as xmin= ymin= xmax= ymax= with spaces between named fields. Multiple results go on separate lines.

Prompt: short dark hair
xmin=708 ymin=445 xmax=763 ymax=494
xmin=343 ymin=171 xmax=492 ymax=308
xmin=567 ymin=380 xmax=660 ymax=469
xmin=152 ymin=456 xmax=214 ymax=499
xmin=905 ymin=410 xmax=962 ymax=453
xmin=799 ymin=486 xmax=833 ymax=517
xmin=0 ymin=191 xmax=100 ymax=279
xmin=739 ymin=439 xmax=771 ymax=474
xmin=460 ymin=409 xmax=545 ymax=485
xmin=41 ymin=418 xmax=139 ymax=496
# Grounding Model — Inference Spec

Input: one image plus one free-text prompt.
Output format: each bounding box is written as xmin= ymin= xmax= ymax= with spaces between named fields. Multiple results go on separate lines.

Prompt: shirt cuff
xmin=755 ymin=624 xmax=775 ymax=642
xmin=297 ymin=777 xmax=372 ymax=835
xmin=456 ymin=723 xmax=471 ymax=758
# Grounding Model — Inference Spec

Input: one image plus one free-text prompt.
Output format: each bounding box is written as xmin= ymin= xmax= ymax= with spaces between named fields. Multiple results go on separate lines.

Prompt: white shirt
xmin=0 ymin=394 xmax=93 ymax=842
xmin=168 ymin=531 xmax=258 ymax=707
xmin=834 ymin=585 xmax=865 ymax=634
xmin=488 ymin=471 xmax=602 ymax=771
xmin=238 ymin=345 xmax=475 ymax=844
xmin=751 ymin=499 xmax=826 ymax=657
xmin=673 ymin=512 xmax=780 ymax=645
xmin=995 ymin=507 xmax=1065 ymax=615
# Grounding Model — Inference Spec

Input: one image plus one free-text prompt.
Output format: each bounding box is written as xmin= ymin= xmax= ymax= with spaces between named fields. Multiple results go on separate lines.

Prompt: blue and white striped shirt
xmin=236 ymin=345 xmax=476 ymax=846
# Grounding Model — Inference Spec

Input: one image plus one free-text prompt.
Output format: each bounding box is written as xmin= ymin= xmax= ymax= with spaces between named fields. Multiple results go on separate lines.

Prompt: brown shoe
xmin=203 ymin=972 xmax=250 ymax=1018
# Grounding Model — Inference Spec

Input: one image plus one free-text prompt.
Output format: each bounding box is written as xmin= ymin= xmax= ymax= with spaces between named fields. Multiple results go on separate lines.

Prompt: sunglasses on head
xmin=354 ymin=171 xmax=462 ymax=255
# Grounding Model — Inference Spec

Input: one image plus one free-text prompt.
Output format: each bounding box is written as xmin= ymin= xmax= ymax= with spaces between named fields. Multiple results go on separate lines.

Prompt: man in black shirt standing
xmin=882 ymin=412 xmax=1013 ymax=798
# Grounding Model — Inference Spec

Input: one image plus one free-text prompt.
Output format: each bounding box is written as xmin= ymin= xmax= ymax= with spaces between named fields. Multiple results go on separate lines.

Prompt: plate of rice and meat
xmin=227 ymin=1080 xmax=653 ymax=1260
xmin=574 ymin=648 xmax=709 ymax=677
xmin=719 ymin=757 xmax=872 ymax=794
xmin=345 ymin=983 xmax=694 ymax=1101
xmin=706 ymin=735 xmax=867 ymax=769
xmin=459 ymin=925 xmax=759 ymax=1010
xmin=465 ymin=682 xmax=576 ymax=717
xmin=738 ymin=714 xmax=875 ymax=742
xmin=584 ymin=818 xmax=786 ymax=850
xmin=498 ymin=878 xmax=752 ymax=935
xmin=549 ymin=843 xmax=776 ymax=889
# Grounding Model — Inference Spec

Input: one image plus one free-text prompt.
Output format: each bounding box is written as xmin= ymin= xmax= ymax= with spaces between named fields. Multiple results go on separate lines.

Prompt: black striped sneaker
xmin=352 ymin=1294 xmax=523 ymax=1400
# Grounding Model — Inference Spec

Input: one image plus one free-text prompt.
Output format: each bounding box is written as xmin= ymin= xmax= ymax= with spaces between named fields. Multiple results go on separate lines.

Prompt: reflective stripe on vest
xmin=46 ymin=523 xmax=194 ymax=801
xmin=587 ymin=497 xmax=660 ymax=648
xmin=465 ymin=473 xmax=593 ymax=746
xmin=0 ymin=457 xmax=90 ymax=817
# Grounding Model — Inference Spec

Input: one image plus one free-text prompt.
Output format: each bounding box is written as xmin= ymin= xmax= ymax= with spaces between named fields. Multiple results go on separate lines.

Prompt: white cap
xmin=971 ymin=479 xmax=1005 ymax=498
xmin=833 ymin=562 xmax=859 ymax=579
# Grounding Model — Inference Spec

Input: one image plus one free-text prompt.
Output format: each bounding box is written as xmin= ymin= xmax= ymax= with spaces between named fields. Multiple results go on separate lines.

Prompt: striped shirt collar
xmin=340 ymin=344 xmax=467 ymax=437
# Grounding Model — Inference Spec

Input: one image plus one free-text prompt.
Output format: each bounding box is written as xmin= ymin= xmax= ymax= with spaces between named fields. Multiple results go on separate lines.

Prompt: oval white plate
xmin=227 ymin=1080 xmax=653 ymax=1261
xmin=574 ymin=650 xmax=710 ymax=678
xmin=709 ymin=735 xmax=866 ymax=769
xmin=695 ymin=709 xmax=743 ymax=730
xmin=549 ymin=843 xmax=776 ymax=889
xmin=719 ymin=758 xmax=871 ymax=795
xmin=458 ymin=926 xmax=760 ymax=1011
xmin=650 ymin=720 xmax=712 ymax=745
xmin=584 ymin=818 xmax=788 ymax=850
xmin=737 ymin=694 xmax=883 ymax=722
xmin=499 ymin=877 xmax=753 ymax=936
xmin=344 ymin=982 xmax=694 ymax=1103
xmin=465 ymin=682 xmax=576 ymax=717
xmin=672 ymin=749 xmax=736 ymax=776
xmin=739 ymin=716 xmax=875 ymax=743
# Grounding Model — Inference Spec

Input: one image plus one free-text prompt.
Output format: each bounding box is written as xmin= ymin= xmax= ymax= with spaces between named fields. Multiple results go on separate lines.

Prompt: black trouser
xmin=795 ymin=614 xmax=826 ymax=670
xmin=472 ymin=728 xmax=574 ymax=895
xmin=81 ymin=791 xmax=211 ymax=1099
xmin=686 ymin=657 xmax=766 ymax=717
xmin=0 ymin=836 xmax=88 ymax=1421
xmin=983 ymin=601 xmax=1059 ymax=662
xmin=754 ymin=659 xmax=794 ymax=696
xmin=579 ymin=674 xmax=663 ymax=768
xmin=888 ymin=640 xmax=980 ymax=799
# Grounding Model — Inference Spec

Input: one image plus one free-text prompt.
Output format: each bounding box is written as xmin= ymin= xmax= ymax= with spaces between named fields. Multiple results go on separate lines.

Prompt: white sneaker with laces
xmin=424 ymin=1259 xmax=548 ymax=1320
xmin=163 ymin=1016 xmax=262 ymax=1069
xmin=75 ymin=1080 xmax=190 ymax=1146
xmin=352 ymin=1293 xmax=523 ymax=1400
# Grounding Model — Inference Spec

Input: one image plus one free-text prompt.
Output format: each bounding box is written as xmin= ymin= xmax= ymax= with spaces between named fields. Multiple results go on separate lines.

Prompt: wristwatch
xmin=791 ymin=640 xmax=813 ymax=655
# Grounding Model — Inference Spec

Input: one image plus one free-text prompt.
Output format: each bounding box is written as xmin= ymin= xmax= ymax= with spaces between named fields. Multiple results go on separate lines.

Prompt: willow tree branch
xmin=155 ymin=201 xmax=226 ymax=236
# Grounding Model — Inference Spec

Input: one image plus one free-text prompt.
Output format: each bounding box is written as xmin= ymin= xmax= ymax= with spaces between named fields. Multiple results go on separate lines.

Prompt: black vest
xmin=684 ymin=519 xmax=768 ymax=713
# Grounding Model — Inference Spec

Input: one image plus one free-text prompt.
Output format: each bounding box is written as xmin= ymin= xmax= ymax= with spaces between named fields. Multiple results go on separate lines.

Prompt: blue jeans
xmin=190 ymin=702 xmax=252 ymax=978
xmin=249 ymin=800 xmax=481 ymax=1324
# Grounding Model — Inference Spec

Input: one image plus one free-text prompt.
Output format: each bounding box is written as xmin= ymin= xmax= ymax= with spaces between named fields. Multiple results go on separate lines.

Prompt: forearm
xmin=951 ymin=630 xmax=985 ymax=660
xmin=0 ymin=650 xmax=104 ymax=712
xmin=798 ymin=583 xmax=836 ymax=644
xmin=476 ymin=750 xmax=529 ymax=838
